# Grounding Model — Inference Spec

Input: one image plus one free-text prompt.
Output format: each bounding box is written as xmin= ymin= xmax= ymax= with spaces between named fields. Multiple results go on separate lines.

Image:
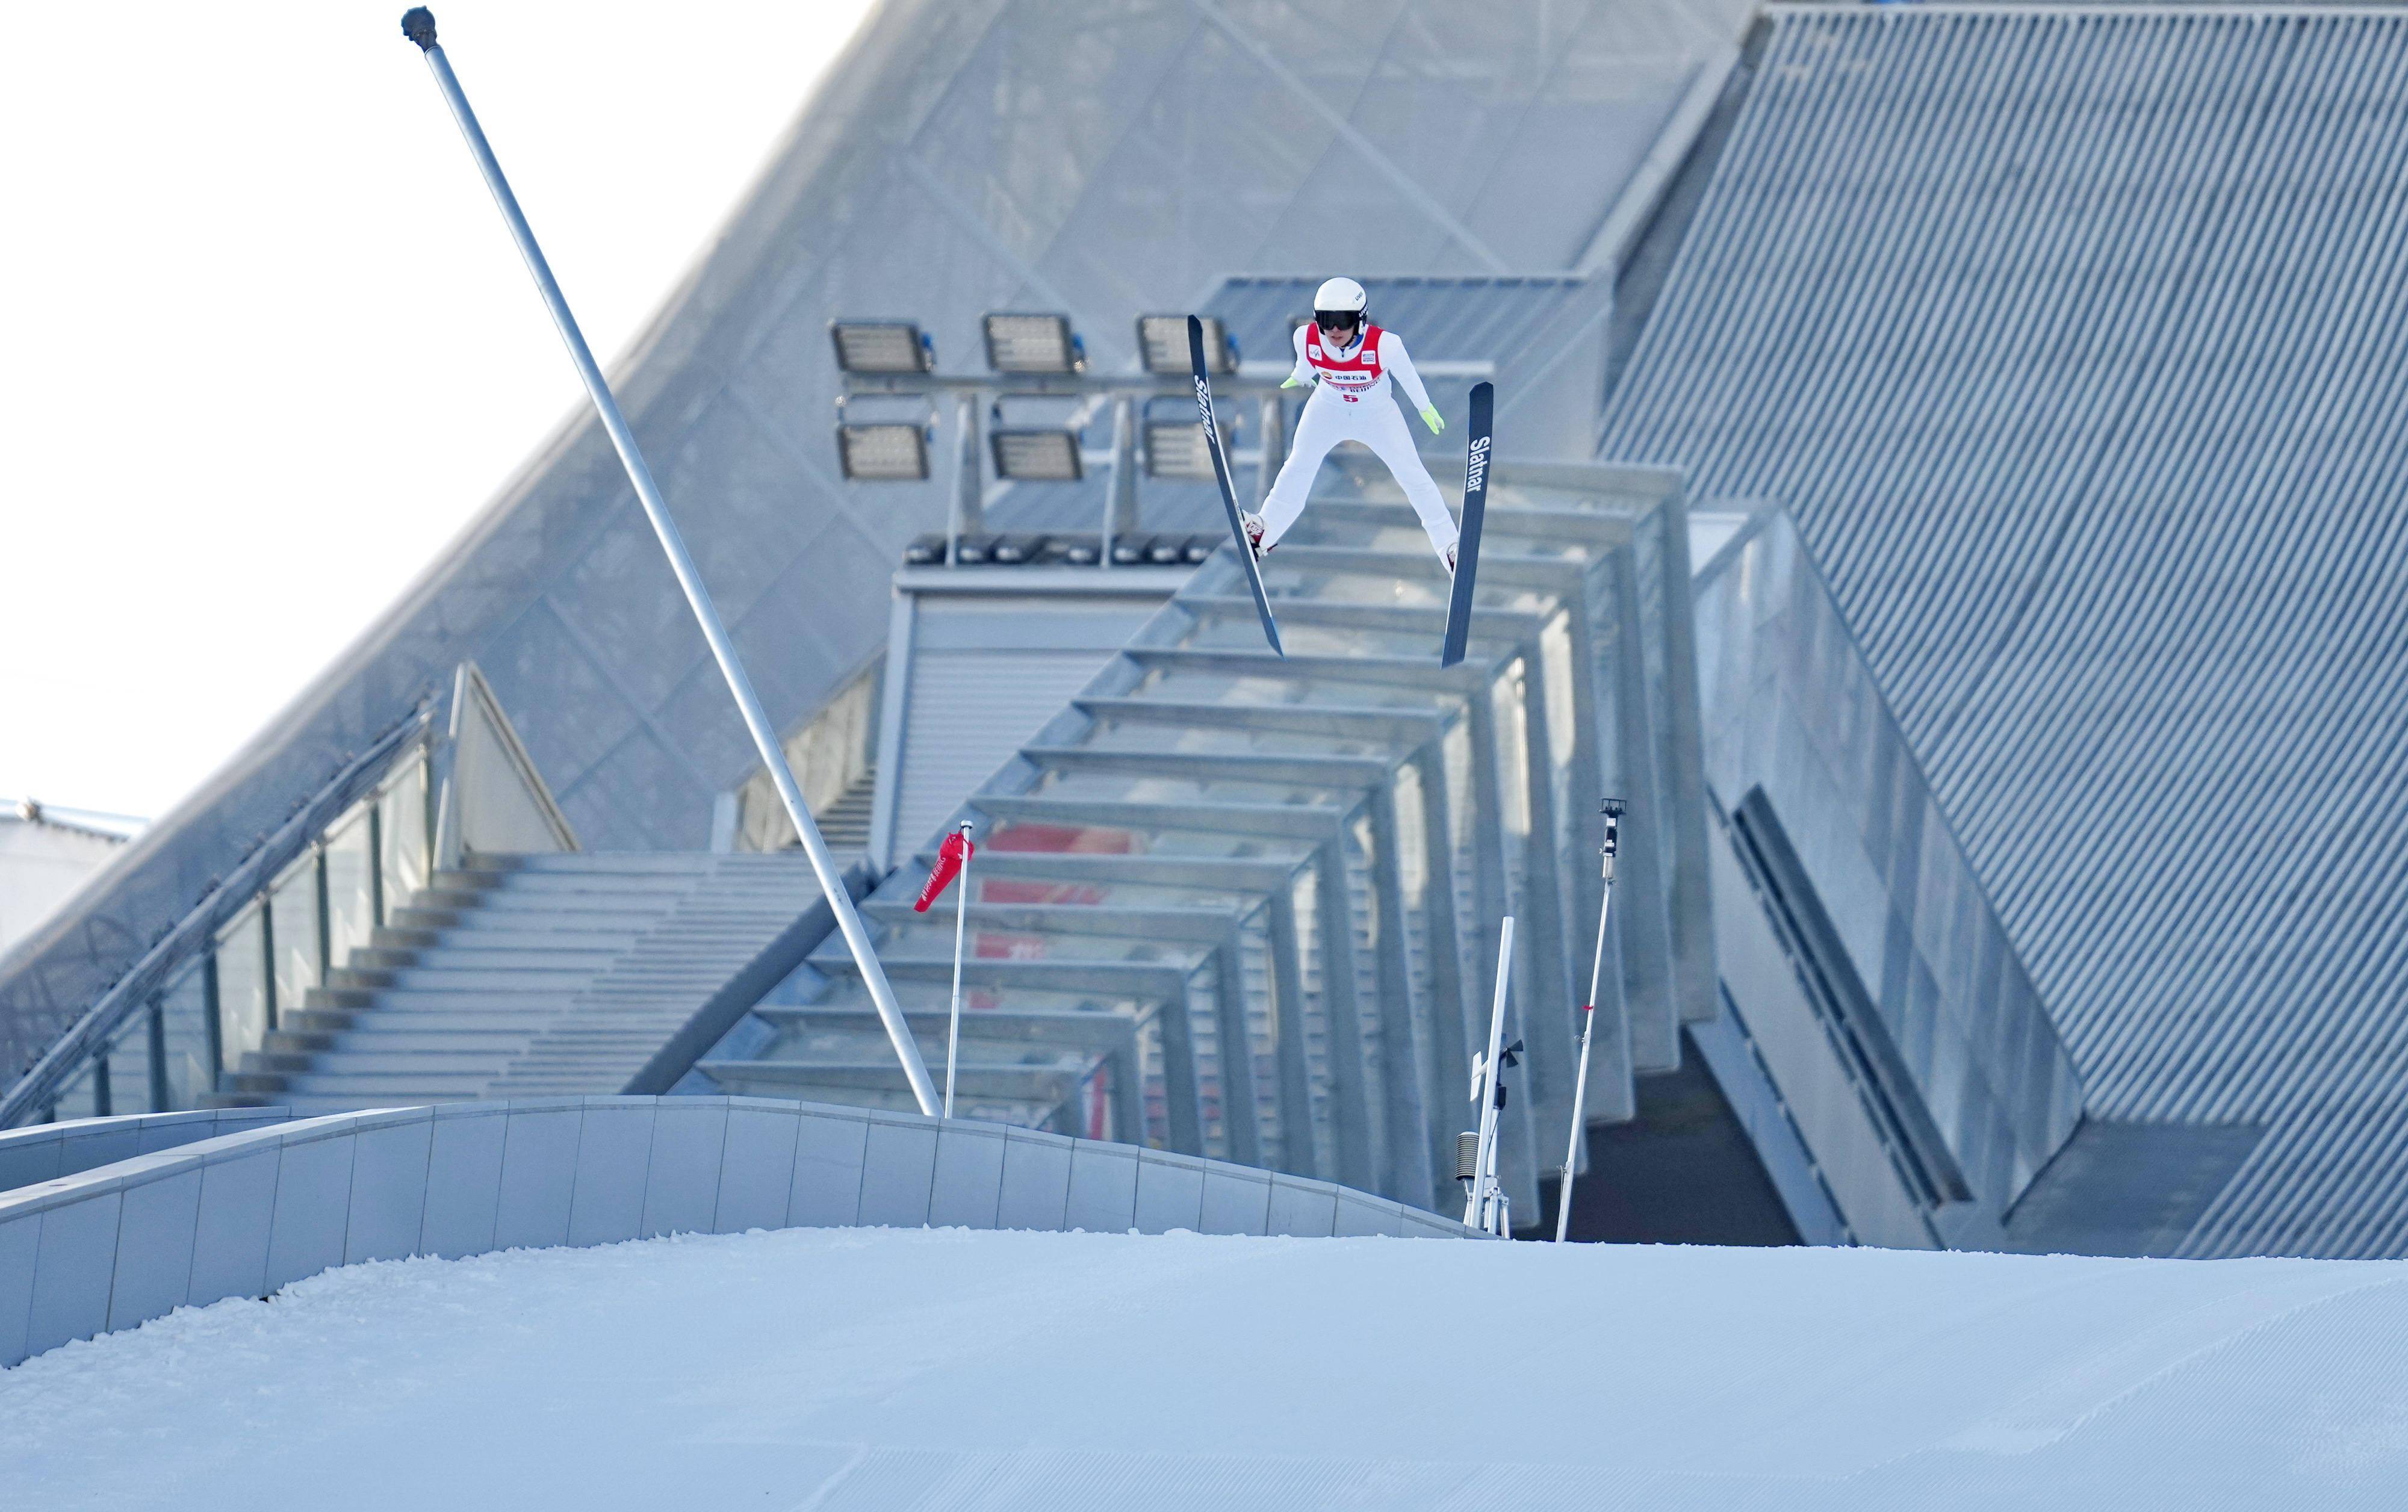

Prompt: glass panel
xmin=50 ymin=1055 xmax=101 ymax=1121
xmin=380 ymin=752 xmax=430 ymax=903
xmin=216 ymin=905 xmax=270 ymax=1067
xmin=324 ymin=809 xmax=376 ymax=969
xmin=103 ymin=1005 xmax=157 ymax=1117
xmin=268 ymin=854 xmax=321 ymax=1014
xmin=159 ymin=959 xmax=215 ymax=1106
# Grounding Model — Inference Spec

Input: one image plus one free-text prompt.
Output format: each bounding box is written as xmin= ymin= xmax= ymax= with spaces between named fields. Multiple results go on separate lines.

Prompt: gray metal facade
xmin=1 ymin=0 xmax=1745 ymax=1088
xmin=1603 ymin=4 xmax=2408 ymax=1257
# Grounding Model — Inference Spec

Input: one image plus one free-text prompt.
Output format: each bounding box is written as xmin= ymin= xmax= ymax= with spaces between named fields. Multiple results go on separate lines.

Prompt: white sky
xmin=0 ymin=1 xmax=875 ymax=822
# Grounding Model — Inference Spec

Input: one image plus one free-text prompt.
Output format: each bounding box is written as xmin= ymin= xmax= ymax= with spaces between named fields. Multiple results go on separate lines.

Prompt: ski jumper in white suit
xmin=1261 ymin=323 xmax=1458 ymax=561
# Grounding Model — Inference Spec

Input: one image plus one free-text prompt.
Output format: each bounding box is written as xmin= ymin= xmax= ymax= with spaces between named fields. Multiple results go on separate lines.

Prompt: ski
xmin=1190 ymin=315 xmax=1283 ymax=657
xmin=1440 ymin=380 xmax=1493 ymax=668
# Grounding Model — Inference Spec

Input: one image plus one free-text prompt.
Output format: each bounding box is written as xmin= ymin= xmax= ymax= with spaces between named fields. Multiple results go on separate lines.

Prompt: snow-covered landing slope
xmin=4 ymin=1228 xmax=2404 ymax=1509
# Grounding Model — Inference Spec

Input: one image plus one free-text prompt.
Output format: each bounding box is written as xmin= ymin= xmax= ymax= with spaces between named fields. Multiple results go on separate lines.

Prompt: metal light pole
xmin=400 ymin=8 xmax=939 ymax=1115
xmin=944 ymin=821 xmax=974 ymax=1118
xmin=1556 ymin=799 xmax=1627 ymax=1242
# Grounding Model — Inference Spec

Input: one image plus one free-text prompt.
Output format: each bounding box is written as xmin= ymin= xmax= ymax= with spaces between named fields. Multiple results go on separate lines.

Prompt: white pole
xmin=401 ymin=9 xmax=938 ymax=1116
xmin=945 ymin=823 xmax=973 ymax=1118
xmin=1466 ymin=916 xmax=1515 ymax=1232
xmin=1557 ymin=800 xmax=1625 ymax=1242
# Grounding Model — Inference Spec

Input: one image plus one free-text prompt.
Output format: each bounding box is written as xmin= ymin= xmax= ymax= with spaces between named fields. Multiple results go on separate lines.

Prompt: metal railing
xmin=0 ymin=704 xmax=438 ymax=1129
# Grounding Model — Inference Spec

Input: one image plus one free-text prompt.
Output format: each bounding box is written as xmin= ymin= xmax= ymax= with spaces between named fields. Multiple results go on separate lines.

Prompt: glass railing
xmin=10 ymin=713 xmax=435 ymax=1126
xmin=1691 ymin=510 xmax=2084 ymax=1212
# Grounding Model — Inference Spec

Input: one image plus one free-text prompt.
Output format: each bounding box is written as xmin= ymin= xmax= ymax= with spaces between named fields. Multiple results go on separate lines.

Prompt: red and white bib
xmin=1305 ymin=324 xmax=1384 ymax=401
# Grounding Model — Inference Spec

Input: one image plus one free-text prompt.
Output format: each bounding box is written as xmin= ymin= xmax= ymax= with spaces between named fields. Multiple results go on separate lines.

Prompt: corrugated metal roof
xmin=1602 ymin=5 xmax=2408 ymax=1257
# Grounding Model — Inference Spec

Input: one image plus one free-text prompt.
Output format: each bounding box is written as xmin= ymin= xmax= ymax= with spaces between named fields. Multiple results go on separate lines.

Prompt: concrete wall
xmin=0 ymin=1108 xmax=298 ymax=1195
xmin=0 ymin=1096 xmax=1476 ymax=1369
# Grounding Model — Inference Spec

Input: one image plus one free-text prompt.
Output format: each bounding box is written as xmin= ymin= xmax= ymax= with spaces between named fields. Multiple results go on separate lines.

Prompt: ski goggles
xmin=1314 ymin=309 xmax=1363 ymax=333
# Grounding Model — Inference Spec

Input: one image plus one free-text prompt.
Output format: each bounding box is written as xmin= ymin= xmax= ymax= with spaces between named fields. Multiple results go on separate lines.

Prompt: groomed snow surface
xmin=5 ymin=1226 xmax=2406 ymax=1509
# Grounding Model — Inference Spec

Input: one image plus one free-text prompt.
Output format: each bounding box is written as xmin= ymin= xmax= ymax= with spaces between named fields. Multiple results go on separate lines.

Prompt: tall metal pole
xmin=1556 ymin=799 xmax=1627 ymax=1242
xmin=945 ymin=822 xmax=973 ymax=1118
xmin=401 ymin=9 xmax=939 ymax=1115
xmin=1465 ymin=914 xmax=1515 ymax=1233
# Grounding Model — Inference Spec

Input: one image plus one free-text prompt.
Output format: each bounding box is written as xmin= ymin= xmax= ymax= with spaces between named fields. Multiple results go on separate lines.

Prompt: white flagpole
xmin=1466 ymin=916 xmax=1515 ymax=1234
xmin=1557 ymin=800 xmax=1627 ymax=1242
xmin=399 ymin=8 xmax=938 ymax=1115
xmin=945 ymin=823 xmax=973 ymax=1118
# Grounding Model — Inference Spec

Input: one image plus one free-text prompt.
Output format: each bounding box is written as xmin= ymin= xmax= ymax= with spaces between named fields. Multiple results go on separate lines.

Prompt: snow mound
xmin=5 ymin=1226 xmax=2407 ymax=1508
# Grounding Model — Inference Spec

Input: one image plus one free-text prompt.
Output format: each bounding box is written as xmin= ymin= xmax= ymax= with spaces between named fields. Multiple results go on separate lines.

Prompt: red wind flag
xmin=913 ymin=828 xmax=975 ymax=912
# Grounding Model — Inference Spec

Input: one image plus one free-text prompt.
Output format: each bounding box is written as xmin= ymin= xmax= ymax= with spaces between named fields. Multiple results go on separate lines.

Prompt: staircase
xmin=700 ymin=463 xmax=1711 ymax=1219
xmin=216 ymin=852 xmax=851 ymax=1114
xmin=815 ymin=766 xmax=878 ymax=850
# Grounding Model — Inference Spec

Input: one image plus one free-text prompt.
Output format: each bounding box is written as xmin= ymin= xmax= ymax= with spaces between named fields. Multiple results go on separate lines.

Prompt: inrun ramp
xmin=705 ymin=462 xmax=1713 ymax=1221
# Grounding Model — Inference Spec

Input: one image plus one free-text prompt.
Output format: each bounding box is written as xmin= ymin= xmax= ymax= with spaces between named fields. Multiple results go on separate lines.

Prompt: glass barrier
xmin=214 ymin=907 xmax=271 ymax=1074
xmin=17 ymin=742 xmax=435 ymax=1125
xmin=1692 ymin=512 xmax=2085 ymax=1211
xmin=158 ymin=960 xmax=214 ymax=1107
xmin=324 ymin=811 xmax=376 ymax=967
xmin=267 ymin=854 xmax=321 ymax=1022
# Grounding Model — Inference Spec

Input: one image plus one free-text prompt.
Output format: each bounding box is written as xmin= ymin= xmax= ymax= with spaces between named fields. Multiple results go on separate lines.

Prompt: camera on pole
xmin=1555 ymin=798 xmax=1628 ymax=1242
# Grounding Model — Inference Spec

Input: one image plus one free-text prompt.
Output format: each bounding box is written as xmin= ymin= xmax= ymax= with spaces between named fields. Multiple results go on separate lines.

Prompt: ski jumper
xmin=1260 ymin=323 xmax=1458 ymax=560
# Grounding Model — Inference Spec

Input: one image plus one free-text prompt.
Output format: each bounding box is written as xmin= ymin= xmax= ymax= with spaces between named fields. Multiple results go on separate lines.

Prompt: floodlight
xmin=830 ymin=320 xmax=934 ymax=374
xmin=1143 ymin=415 xmax=1221 ymax=481
xmin=1145 ymin=538 xmax=1185 ymax=566
xmin=1111 ymin=536 xmax=1152 ymax=566
xmin=837 ymin=423 xmax=930 ymax=481
xmin=1181 ymin=534 xmax=1216 ymax=565
xmin=1138 ymin=315 xmax=1233 ymax=376
xmin=904 ymin=534 xmax=946 ymax=566
xmin=990 ymin=534 xmax=1047 ymax=565
xmin=983 ymin=312 xmax=1085 ymax=374
xmin=954 ymin=534 xmax=996 ymax=565
xmin=1047 ymin=537 xmax=1102 ymax=566
xmin=991 ymin=428 xmax=1084 ymax=482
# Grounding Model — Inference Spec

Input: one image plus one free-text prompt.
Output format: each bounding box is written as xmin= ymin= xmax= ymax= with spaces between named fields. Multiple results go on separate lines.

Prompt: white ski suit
xmin=1259 ymin=323 xmax=1458 ymax=560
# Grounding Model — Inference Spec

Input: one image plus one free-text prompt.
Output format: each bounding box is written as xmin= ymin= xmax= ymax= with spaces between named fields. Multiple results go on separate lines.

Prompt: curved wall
xmin=0 ymin=1097 xmax=1472 ymax=1369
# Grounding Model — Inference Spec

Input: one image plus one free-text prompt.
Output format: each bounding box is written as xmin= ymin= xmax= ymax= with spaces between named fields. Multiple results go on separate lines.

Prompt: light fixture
xmin=990 ymin=534 xmax=1047 ymax=565
xmin=1138 ymin=315 xmax=1232 ymax=376
xmin=991 ymin=428 xmax=1083 ymax=482
xmin=983 ymin=312 xmax=1085 ymax=374
xmin=1050 ymin=537 xmax=1102 ymax=566
xmin=903 ymin=534 xmax=946 ymax=566
xmin=837 ymin=423 xmax=930 ymax=481
xmin=1181 ymin=534 xmax=1216 ymax=565
xmin=1143 ymin=407 xmax=1223 ymax=482
xmin=1111 ymin=536 xmax=1150 ymax=566
xmin=829 ymin=320 xmax=934 ymax=374
xmin=954 ymin=534 xmax=997 ymax=565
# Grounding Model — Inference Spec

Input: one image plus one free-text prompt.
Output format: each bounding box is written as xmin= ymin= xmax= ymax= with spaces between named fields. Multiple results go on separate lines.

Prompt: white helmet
xmin=1312 ymin=276 xmax=1368 ymax=330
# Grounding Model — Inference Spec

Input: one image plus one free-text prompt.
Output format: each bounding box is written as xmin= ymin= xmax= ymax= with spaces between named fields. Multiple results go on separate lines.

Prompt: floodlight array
xmin=990 ymin=428 xmax=1084 ymax=482
xmin=983 ymin=312 xmax=1086 ymax=374
xmin=1140 ymin=314 xmax=1232 ymax=376
xmin=829 ymin=320 xmax=934 ymax=374
xmin=837 ymin=423 xmax=930 ymax=481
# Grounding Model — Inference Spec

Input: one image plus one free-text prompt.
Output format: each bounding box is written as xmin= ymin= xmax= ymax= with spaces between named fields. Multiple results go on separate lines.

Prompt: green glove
xmin=1420 ymin=404 xmax=1445 ymax=435
xmin=1282 ymin=376 xmax=1306 ymax=389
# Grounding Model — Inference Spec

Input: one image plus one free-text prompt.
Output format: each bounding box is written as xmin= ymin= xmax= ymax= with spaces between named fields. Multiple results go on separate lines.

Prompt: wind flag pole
xmin=913 ymin=822 xmax=976 ymax=1117
xmin=1556 ymin=799 xmax=1627 ymax=1242
xmin=400 ymin=9 xmax=939 ymax=1116
xmin=1464 ymin=916 xmax=1516 ymax=1236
